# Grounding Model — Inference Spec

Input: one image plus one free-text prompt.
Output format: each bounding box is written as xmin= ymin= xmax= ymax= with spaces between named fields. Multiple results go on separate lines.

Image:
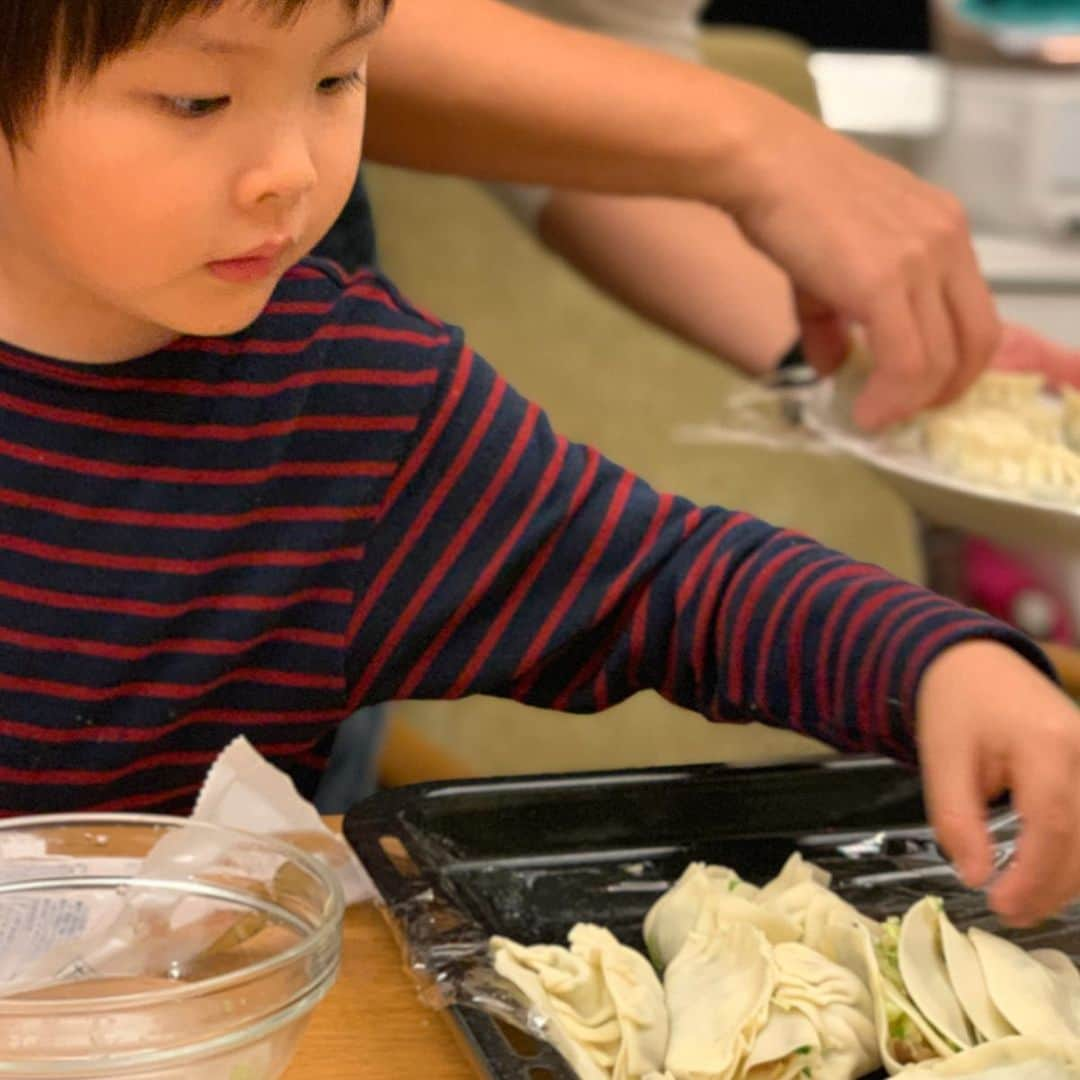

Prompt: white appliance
xmin=809 ymin=37 xmax=1080 ymax=346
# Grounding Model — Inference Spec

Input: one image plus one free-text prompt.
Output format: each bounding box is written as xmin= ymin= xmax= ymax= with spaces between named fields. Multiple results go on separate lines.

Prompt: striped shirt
xmin=0 ymin=259 xmax=1049 ymax=815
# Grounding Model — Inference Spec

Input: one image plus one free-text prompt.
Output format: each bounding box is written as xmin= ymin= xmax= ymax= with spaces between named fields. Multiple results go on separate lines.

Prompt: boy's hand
xmin=917 ymin=639 xmax=1080 ymax=927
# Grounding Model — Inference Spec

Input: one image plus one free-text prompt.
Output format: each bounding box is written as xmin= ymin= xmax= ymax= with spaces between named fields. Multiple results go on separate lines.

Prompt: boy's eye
xmin=317 ymin=70 xmax=366 ymax=96
xmin=160 ymin=95 xmax=229 ymax=119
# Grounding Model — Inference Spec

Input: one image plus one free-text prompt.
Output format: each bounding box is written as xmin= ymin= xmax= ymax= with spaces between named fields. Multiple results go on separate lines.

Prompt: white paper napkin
xmin=193 ymin=736 xmax=376 ymax=905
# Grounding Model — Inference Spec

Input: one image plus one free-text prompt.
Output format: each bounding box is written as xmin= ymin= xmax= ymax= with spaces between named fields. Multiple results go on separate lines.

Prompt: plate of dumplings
xmin=801 ymin=371 xmax=1080 ymax=552
xmin=492 ymin=854 xmax=1080 ymax=1080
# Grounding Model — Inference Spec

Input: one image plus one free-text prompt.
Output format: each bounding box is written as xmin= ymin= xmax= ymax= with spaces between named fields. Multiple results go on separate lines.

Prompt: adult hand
xmin=917 ymin=639 xmax=1080 ymax=926
xmin=991 ymin=322 xmax=1080 ymax=389
xmin=722 ymin=96 xmax=1002 ymax=430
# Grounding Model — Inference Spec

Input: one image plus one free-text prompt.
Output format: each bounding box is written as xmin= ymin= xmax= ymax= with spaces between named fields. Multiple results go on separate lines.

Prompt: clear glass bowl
xmin=0 ymin=814 xmax=344 ymax=1079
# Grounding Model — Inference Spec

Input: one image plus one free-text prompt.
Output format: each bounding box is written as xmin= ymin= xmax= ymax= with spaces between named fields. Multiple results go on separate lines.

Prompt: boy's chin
xmin=170 ymin=284 xmax=279 ymax=338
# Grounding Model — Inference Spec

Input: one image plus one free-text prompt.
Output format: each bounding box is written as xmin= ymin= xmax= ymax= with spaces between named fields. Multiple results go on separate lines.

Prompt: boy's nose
xmin=237 ymin=124 xmax=318 ymax=208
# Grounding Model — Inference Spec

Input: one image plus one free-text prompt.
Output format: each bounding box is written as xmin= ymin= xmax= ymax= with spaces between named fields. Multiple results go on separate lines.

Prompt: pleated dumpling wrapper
xmin=761 ymin=880 xmax=879 ymax=960
xmin=743 ymin=1006 xmax=819 ymax=1080
xmin=643 ymin=863 xmax=796 ymax=970
xmin=1031 ymin=947 xmax=1080 ymax=996
xmin=491 ymin=936 xmax=617 ymax=1080
xmin=824 ymin=916 xmax=953 ymax=1075
xmin=895 ymin=1035 xmax=1080 ymax=1079
xmin=568 ymin=924 xmax=669 ymax=1080
xmin=898 ymin=898 xmax=974 ymax=1051
xmin=754 ymin=854 xmax=833 ymax=907
xmin=968 ymin=927 xmax=1080 ymax=1045
xmin=937 ymin=908 xmax=1014 ymax=1043
xmin=664 ymin=920 xmax=774 ymax=1080
xmin=745 ymin=941 xmax=879 ymax=1080
xmin=491 ymin=926 xmax=668 ymax=1080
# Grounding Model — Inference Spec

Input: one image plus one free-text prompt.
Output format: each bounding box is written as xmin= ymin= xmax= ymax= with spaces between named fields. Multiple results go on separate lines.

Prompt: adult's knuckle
xmin=937 ymin=191 xmax=969 ymax=234
xmin=1036 ymin=803 xmax=1073 ymax=841
xmin=898 ymin=238 xmax=931 ymax=275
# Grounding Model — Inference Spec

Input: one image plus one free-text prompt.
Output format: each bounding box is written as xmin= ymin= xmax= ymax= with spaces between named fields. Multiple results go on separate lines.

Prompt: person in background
xmin=467 ymin=0 xmax=1080 ymax=655
xmin=476 ymin=0 xmax=1080 ymax=386
xmin=331 ymin=0 xmax=1004 ymax=431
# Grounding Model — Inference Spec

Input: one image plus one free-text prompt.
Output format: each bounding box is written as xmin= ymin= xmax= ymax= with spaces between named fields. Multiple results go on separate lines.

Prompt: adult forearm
xmin=366 ymin=0 xmax=761 ymax=207
xmin=367 ymin=0 xmax=1002 ymax=428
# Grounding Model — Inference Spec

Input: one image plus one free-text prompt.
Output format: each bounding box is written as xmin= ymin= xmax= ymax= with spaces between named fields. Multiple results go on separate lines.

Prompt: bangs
xmin=0 ymin=0 xmax=381 ymax=143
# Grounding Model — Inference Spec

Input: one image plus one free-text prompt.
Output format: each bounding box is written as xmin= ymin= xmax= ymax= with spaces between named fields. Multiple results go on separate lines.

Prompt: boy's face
xmin=0 ymin=0 xmax=380 ymax=361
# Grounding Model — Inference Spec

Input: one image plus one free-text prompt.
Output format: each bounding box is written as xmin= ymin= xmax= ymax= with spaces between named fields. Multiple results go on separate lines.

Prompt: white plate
xmin=802 ymin=380 xmax=1080 ymax=553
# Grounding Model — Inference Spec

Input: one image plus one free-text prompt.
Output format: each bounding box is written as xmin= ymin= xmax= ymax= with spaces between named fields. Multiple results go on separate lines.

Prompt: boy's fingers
xmin=921 ymin=733 xmax=993 ymax=889
xmin=992 ymin=752 xmax=1077 ymax=924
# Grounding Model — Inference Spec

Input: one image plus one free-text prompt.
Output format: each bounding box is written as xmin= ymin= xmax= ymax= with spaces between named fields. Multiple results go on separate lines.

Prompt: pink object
xmin=962 ymin=538 xmax=1075 ymax=643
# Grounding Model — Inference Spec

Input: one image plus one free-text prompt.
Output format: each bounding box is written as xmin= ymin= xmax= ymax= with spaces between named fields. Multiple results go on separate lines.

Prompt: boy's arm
xmin=347 ymin=338 xmax=1080 ymax=925
xmin=346 ymin=341 xmax=1049 ymax=761
xmin=367 ymin=0 xmax=999 ymax=428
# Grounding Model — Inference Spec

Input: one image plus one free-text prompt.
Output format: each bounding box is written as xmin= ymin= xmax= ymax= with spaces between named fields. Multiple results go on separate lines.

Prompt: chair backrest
xmin=699 ymin=26 xmax=821 ymax=117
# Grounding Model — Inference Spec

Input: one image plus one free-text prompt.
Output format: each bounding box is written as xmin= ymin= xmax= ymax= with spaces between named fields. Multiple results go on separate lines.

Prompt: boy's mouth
xmin=207 ymin=239 xmax=292 ymax=284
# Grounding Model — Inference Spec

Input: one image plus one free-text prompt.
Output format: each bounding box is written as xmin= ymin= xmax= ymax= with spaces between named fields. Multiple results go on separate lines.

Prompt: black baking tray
xmin=345 ymin=757 xmax=1072 ymax=1079
xmin=344 ymin=755 xmax=968 ymax=1079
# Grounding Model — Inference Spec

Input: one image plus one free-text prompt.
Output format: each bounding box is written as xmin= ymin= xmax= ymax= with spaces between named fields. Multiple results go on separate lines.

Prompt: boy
xmin=0 ymin=0 xmax=1077 ymax=929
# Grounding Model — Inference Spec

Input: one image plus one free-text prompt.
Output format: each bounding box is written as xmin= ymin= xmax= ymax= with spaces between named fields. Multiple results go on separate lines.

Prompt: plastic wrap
xmin=673 ymin=361 xmax=843 ymax=457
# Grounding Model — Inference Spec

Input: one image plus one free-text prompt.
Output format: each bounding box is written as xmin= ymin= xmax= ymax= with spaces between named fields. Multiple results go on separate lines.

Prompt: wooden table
xmin=285 ymin=821 xmax=476 ymax=1080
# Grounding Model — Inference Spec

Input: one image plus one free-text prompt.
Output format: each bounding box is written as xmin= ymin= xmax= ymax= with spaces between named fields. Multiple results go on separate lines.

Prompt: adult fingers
xmin=854 ymin=288 xmax=929 ymax=430
xmin=794 ymin=291 xmax=850 ymax=376
xmin=932 ymin=200 xmax=1000 ymax=404
xmin=911 ymin=273 xmax=959 ymax=408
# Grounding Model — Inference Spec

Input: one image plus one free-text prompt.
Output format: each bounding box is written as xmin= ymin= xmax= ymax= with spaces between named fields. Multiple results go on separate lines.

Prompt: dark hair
xmin=0 ymin=0 xmax=381 ymax=143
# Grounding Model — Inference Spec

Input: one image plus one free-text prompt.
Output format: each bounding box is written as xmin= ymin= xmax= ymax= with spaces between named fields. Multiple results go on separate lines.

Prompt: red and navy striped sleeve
xmin=346 ymin=330 xmax=1053 ymax=764
xmin=0 ymin=258 xmax=1054 ymax=816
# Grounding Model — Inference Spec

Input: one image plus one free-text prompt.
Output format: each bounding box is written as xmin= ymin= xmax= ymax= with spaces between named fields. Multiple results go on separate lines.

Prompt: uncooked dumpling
xmin=569 ymin=924 xmax=669 ymax=1080
xmin=923 ymin=412 xmax=1080 ymax=503
xmin=894 ymin=1035 xmax=1080 ymax=1079
xmin=663 ymin=921 xmax=774 ymax=1080
xmin=1030 ymin=948 xmax=1080 ymax=996
xmin=769 ymin=941 xmax=879 ymax=1080
xmin=824 ymin=917 xmax=953 ymax=1075
xmin=744 ymin=1006 xmax=820 ymax=1080
xmin=755 ymin=853 xmax=832 ymax=906
xmin=968 ymin=927 xmax=1080 ymax=1045
xmin=898 ymin=898 xmax=974 ymax=1049
xmin=916 ymin=370 xmax=1080 ymax=505
xmin=957 ymin=372 xmax=1046 ymax=414
xmin=938 ymin=910 xmax=1014 ymax=1042
xmin=761 ymin=881 xmax=879 ymax=959
xmin=644 ymin=864 xmax=797 ymax=971
xmin=491 ymin=936 xmax=619 ymax=1080
xmin=1064 ymin=386 xmax=1080 ymax=451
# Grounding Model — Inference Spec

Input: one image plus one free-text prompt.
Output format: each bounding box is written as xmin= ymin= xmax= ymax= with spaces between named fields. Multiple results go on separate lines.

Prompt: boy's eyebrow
xmin=177 ymin=6 xmax=386 ymax=57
